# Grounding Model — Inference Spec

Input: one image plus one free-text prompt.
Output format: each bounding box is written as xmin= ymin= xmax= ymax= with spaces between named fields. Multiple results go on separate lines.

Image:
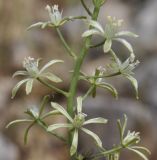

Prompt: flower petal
xmin=12 ymin=71 xmax=28 ymax=78
xmin=39 ymin=59 xmax=64 ymax=73
xmin=26 ymin=79 xmax=34 ymax=95
xmin=88 ymin=20 xmax=104 ymax=34
xmin=114 ymin=38 xmax=134 ymax=53
xmin=51 ymin=102 xmax=73 ymax=122
xmin=103 ymin=39 xmax=112 ymax=53
xmin=47 ymin=123 xmax=73 ymax=132
xmin=27 ymin=22 xmax=45 ymax=30
xmin=83 ymin=117 xmax=108 ymax=125
xmin=81 ymin=127 xmax=102 ymax=147
xmin=98 ymin=82 xmax=118 ymax=99
xmin=130 ymin=146 xmax=151 ymax=155
xmin=70 ymin=129 xmax=78 ymax=156
xmin=115 ymin=31 xmax=139 ymax=38
xmin=77 ymin=96 xmax=83 ymax=113
xmin=41 ymin=72 xmax=62 ymax=83
xmin=128 ymin=147 xmax=149 ymax=160
xmin=12 ymin=79 xmax=30 ymax=99
xmin=82 ymin=29 xmax=101 ymax=37
xmin=6 ymin=119 xmax=33 ymax=128
xmin=124 ymin=74 xmax=139 ymax=99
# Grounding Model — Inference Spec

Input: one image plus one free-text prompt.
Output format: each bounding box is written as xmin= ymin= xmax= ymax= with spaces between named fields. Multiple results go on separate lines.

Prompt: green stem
xmin=67 ymin=5 xmax=101 ymax=146
xmin=56 ymin=28 xmax=77 ymax=60
xmin=83 ymin=86 xmax=94 ymax=101
xmin=80 ymin=0 xmax=92 ymax=16
xmin=37 ymin=78 xmax=69 ymax=97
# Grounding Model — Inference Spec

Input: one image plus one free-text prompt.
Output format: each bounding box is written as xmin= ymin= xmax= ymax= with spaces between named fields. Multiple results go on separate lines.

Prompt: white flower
xmin=47 ymin=97 xmax=108 ymax=156
xmin=123 ymin=130 xmax=140 ymax=146
xmin=12 ymin=57 xmax=63 ymax=98
xmin=45 ymin=5 xmax=63 ymax=26
xmin=82 ymin=16 xmax=138 ymax=53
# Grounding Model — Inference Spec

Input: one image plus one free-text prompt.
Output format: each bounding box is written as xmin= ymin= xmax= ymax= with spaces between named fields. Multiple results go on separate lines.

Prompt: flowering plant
xmin=7 ymin=1 xmax=150 ymax=160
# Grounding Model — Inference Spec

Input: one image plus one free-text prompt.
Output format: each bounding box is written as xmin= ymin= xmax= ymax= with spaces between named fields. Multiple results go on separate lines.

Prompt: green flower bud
xmin=73 ymin=113 xmax=86 ymax=128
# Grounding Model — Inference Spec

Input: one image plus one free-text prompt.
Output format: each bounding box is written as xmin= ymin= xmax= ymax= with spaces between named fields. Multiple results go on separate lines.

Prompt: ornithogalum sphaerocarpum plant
xmin=7 ymin=0 xmax=150 ymax=159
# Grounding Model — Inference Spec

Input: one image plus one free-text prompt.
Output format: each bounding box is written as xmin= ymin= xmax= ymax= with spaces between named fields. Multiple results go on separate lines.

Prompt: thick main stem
xmin=67 ymin=6 xmax=101 ymax=145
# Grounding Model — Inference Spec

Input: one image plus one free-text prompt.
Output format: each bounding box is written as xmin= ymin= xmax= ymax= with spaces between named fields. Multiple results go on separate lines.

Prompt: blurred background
xmin=0 ymin=0 xmax=157 ymax=160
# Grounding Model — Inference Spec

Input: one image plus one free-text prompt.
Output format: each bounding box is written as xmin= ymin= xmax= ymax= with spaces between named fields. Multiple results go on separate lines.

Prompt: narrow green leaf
xmin=6 ymin=119 xmax=33 ymax=128
xmin=128 ymin=147 xmax=149 ymax=160
xmin=114 ymin=38 xmax=134 ymax=53
xmin=41 ymin=72 xmax=62 ymax=83
xmin=82 ymin=29 xmax=101 ymax=37
xmin=77 ymin=97 xmax=83 ymax=113
xmin=11 ymin=79 xmax=29 ymax=99
xmin=124 ymin=74 xmax=139 ymax=99
xmin=83 ymin=117 xmax=108 ymax=125
xmin=103 ymin=39 xmax=112 ymax=53
xmin=47 ymin=123 xmax=73 ymax=132
xmin=39 ymin=60 xmax=64 ymax=73
xmin=70 ymin=129 xmax=78 ymax=156
xmin=26 ymin=79 xmax=34 ymax=95
xmin=12 ymin=71 xmax=28 ymax=78
xmin=51 ymin=102 xmax=73 ymax=122
xmin=81 ymin=127 xmax=102 ymax=147
xmin=115 ymin=31 xmax=139 ymax=38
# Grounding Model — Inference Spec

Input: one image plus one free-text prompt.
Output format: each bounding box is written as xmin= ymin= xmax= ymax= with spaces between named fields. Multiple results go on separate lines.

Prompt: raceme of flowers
xmin=7 ymin=2 xmax=150 ymax=160
xmin=12 ymin=57 xmax=63 ymax=98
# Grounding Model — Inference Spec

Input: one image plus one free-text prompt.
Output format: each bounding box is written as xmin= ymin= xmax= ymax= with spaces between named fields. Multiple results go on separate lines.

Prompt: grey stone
xmin=0 ymin=134 xmax=19 ymax=160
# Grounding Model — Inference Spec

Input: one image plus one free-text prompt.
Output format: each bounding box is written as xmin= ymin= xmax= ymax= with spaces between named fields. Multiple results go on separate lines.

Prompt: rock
xmin=0 ymin=134 xmax=19 ymax=160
